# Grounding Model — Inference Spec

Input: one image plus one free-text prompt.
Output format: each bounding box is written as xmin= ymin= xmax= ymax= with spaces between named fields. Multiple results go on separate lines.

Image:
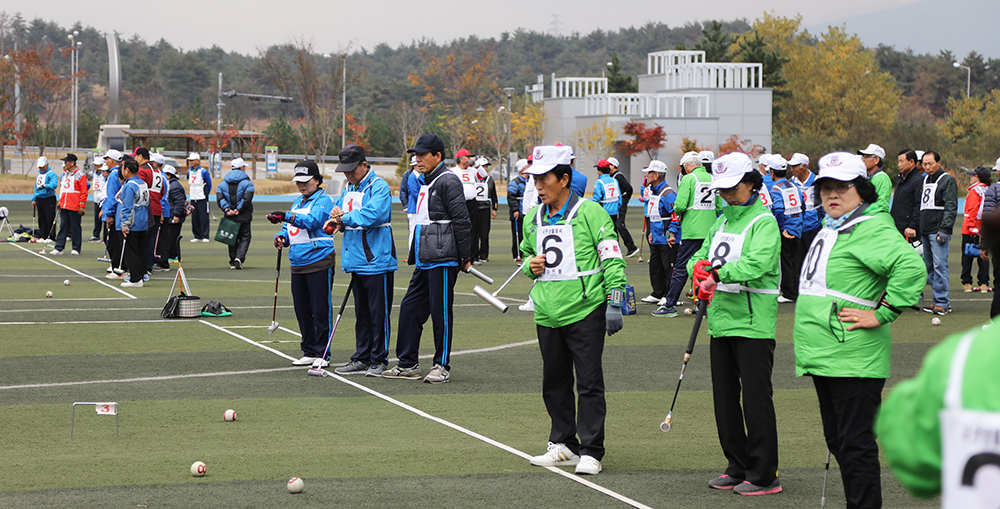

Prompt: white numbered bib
xmin=413 ymin=185 xmax=431 ymax=226
xmin=93 ymin=178 xmax=104 ymax=193
xmin=600 ymin=179 xmax=620 ymax=203
xmin=134 ymin=181 xmax=150 ymax=207
xmin=342 ymin=191 xmax=363 ymax=213
xmin=537 ymin=224 xmax=578 ymax=281
xmin=759 ymin=187 xmax=772 ymax=209
xmin=151 ymin=171 xmax=164 ymax=194
xmin=452 ymin=167 xmax=477 ymax=200
xmin=287 ymin=202 xmax=313 ymax=245
xmin=189 ymin=171 xmax=205 ymax=200
xmin=799 ymin=229 xmax=837 ymax=297
xmin=921 ymin=177 xmax=942 ymax=211
xmin=474 ymin=182 xmax=489 ymax=202
xmin=692 ymin=181 xmax=714 ymax=210
xmin=941 ymin=333 xmax=1000 ymax=509
xmin=61 ymin=174 xmax=73 ymax=192
xmin=522 ymin=177 xmax=538 ymax=214
xmin=802 ymin=186 xmax=817 ymax=212
xmin=780 ymin=186 xmax=803 ymax=214
xmin=648 ymin=195 xmax=663 ymax=222
xmin=708 ymin=213 xmax=772 ymax=293
xmin=35 ymin=173 xmax=46 ymax=190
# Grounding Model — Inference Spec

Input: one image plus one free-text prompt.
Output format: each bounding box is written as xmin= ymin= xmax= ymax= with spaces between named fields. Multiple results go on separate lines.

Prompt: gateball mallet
xmin=821 ymin=449 xmax=831 ymax=508
xmin=308 ymin=277 xmax=356 ymax=377
xmin=466 ymin=266 xmax=494 ymax=285
xmin=267 ymin=247 xmax=282 ymax=334
xmin=473 ymin=261 xmax=527 ymax=313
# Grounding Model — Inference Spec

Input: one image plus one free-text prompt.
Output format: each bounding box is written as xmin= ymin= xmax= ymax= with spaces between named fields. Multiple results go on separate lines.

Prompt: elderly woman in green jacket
xmin=686 ymin=152 xmax=783 ymax=495
xmin=794 ymin=152 xmax=925 ymax=509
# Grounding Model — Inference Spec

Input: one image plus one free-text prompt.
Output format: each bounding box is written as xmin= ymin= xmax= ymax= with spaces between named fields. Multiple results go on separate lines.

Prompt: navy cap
xmin=60 ymin=153 xmax=78 ymax=162
xmin=407 ymin=134 xmax=445 ymax=154
xmin=336 ymin=145 xmax=366 ymax=173
xmin=292 ymin=160 xmax=323 ymax=183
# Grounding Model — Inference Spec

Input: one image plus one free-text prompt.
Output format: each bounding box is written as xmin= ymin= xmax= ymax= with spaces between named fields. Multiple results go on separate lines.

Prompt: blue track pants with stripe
xmin=395 ymin=266 xmax=458 ymax=371
xmin=350 ymin=272 xmax=394 ymax=366
xmin=291 ymin=267 xmax=334 ymax=358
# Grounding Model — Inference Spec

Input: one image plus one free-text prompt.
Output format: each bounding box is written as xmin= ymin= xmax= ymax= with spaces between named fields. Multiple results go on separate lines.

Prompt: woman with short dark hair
xmin=960 ymin=166 xmax=992 ymax=293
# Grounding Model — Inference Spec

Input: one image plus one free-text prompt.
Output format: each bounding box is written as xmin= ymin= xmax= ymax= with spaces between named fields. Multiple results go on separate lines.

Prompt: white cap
xmin=679 ymin=151 xmax=700 ymax=167
xmin=817 ymin=152 xmax=866 ymax=182
xmin=230 ymin=158 xmax=247 ymax=169
xmin=410 ymin=155 xmax=418 ymax=166
xmin=607 ymin=157 xmax=620 ymax=168
xmin=526 ymin=146 xmax=573 ymax=175
xmin=474 ymin=157 xmax=490 ymax=168
xmin=0 ymin=206 xmax=7 ymax=218
xmin=698 ymin=150 xmax=715 ymax=164
xmin=766 ymin=155 xmax=788 ymax=172
xmin=788 ymin=153 xmax=809 ymax=166
xmin=151 ymin=153 xmax=166 ymax=165
xmin=857 ymin=143 xmax=885 ymax=159
xmin=994 ymin=157 xmax=1000 ymax=171
xmin=915 ymin=150 xmax=925 ymax=162
xmin=162 ymin=164 xmax=177 ymax=176
xmin=757 ymin=153 xmax=771 ymax=165
xmin=99 ymin=162 xmax=109 ymax=171
xmin=186 ymin=152 xmax=201 ymax=160
xmin=515 ymin=158 xmax=529 ymax=171
xmin=709 ymin=152 xmax=754 ymax=190
xmin=103 ymin=149 xmax=123 ymax=162
xmin=643 ymin=160 xmax=668 ymax=173
xmin=36 ymin=156 xmax=48 ymax=168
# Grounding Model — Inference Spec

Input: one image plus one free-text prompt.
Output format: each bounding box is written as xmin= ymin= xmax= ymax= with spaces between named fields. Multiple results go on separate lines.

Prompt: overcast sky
xmin=12 ymin=0 xmax=993 ymax=59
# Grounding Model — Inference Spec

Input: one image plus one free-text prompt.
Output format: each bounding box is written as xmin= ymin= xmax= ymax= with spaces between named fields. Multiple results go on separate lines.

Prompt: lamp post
xmin=502 ymin=87 xmax=514 ymax=181
xmin=342 ymin=54 xmax=346 ymax=150
xmin=954 ymin=61 xmax=971 ymax=98
xmin=68 ymin=31 xmax=81 ymax=150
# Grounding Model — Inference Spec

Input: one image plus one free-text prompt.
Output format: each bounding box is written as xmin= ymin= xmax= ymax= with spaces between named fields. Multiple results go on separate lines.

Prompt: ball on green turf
xmin=224 ymin=409 xmax=236 ymax=422
xmin=63 ymin=279 xmax=71 ymax=286
xmin=191 ymin=461 xmax=206 ymax=477
xmin=287 ymin=477 xmax=304 ymax=493
xmin=45 ymin=291 xmax=52 ymax=298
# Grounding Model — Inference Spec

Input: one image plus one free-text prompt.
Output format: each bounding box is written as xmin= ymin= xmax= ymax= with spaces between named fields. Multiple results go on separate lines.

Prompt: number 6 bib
xmin=537 ymin=224 xmax=577 ymax=281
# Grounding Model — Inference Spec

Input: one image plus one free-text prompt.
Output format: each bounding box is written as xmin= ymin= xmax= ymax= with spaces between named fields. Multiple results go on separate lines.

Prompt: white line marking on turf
xmin=0 ymin=367 xmax=301 ymax=390
xmin=2 ymin=297 xmax=132 ymax=302
xmin=0 ymin=319 xmax=168 ymax=325
xmin=7 ymin=242 xmax=137 ymax=299
xmin=202 ymin=321 xmax=651 ymax=509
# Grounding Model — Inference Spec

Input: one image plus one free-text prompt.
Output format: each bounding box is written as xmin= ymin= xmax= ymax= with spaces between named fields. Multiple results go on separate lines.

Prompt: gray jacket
xmin=982 ymin=181 xmax=1000 ymax=218
xmin=409 ymin=163 xmax=472 ymax=265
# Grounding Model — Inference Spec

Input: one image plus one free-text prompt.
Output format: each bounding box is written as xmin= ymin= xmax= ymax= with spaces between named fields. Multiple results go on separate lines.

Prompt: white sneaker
xmin=190 ymin=238 xmax=201 ymax=243
xmin=311 ymin=358 xmax=330 ymax=368
xmin=70 ymin=250 xmax=80 ymax=255
xmin=105 ymin=271 xmax=126 ymax=279
xmin=292 ymin=356 xmax=317 ymax=366
xmin=575 ymin=455 xmax=601 ymax=475
xmin=50 ymin=250 xmax=64 ymax=255
xmin=777 ymin=296 xmax=794 ymax=303
xmin=518 ymin=297 xmax=535 ymax=312
xmin=529 ymin=442 xmax=580 ymax=466
xmin=120 ymin=280 xmax=143 ymax=288
xmin=201 ymin=238 xmax=210 ymax=243
xmin=107 ymin=265 xmax=114 ymax=273
xmin=640 ymin=295 xmax=660 ymax=304
xmin=657 ymin=297 xmax=667 ymax=306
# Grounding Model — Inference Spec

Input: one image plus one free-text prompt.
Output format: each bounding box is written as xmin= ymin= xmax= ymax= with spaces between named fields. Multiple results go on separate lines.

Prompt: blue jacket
xmin=405 ymin=170 xmax=420 ymax=213
xmin=102 ymin=167 xmax=122 ymax=221
xmin=795 ymin=171 xmax=822 ymax=232
xmin=507 ymin=176 xmax=526 ymax=220
xmin=275 ymin=190 xmax=336 ymax=267
xmin=32 ymin=169 xmax=58 ymax=200
xmin=400 ymin=168 xmax=414 ymax=209
xmin=649 ymin=180 xmax=681 ymax=245
xmin=770 ymin=178 xmax=803 ymax=237
xmin=570 ymin=167 xmax=588 ymax=198
xmin=335 ymin=170 xmax=397 ymax=275
xmin=591 ymin=173 xmax=621 ymax=216
xmin=216 ymin=169 xmax=255 ymax=223
xmin=115 ymin=176 xmax=149 ymax=232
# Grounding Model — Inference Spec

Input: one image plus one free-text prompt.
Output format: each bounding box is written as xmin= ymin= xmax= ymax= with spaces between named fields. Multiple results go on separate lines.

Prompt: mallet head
xmin=266 ymin=321 xmax=279 ymax=334
xmin=660 ymin=413 xmax=673 ymax=432
xmin=306 ymin=368 xmax=325 ymax=377
xmin=473 ymin=285 xmax=508 ymax=313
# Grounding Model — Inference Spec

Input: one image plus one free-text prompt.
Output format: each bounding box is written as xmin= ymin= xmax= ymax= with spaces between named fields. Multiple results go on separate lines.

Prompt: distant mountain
xmin=821 ymin=0 xmax=1000 ymax=59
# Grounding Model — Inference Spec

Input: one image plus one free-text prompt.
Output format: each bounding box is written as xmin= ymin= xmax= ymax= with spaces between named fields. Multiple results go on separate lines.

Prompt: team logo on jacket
xmin=828 ymin=155 xmax=842 ymax=166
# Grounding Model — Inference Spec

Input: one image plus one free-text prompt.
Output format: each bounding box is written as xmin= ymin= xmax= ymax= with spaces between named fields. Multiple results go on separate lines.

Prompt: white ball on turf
xmin=224 ymin=409 xmax=236 ymax=422
xmin=63 ymin=279 xmax=71 ymax=286
xmin=931 ymin=317 xmax=941 ymax=326
xmin=45 ymin=291 xmax=53 ymax=298
xmin=191 ymin=461 xmax=206 ymax=477
xmin=287 ymin=477 xmax=304 ymax=493
xmin=683 ymin=308 xmax=693 ymax=315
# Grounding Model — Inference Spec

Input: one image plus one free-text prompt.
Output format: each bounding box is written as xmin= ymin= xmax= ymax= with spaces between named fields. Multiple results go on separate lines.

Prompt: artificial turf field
xmin=0 ymin=199 xmax=975 ymax=508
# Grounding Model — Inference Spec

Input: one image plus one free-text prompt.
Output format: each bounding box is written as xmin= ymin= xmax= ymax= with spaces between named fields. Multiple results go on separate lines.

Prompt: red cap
xmin=456 ymin=148 xmax=471 ymax=159
xmin=596 ymin=159 xmax=610 ymax=168
xmin=527 ymin=154 xmax=533 ymax=162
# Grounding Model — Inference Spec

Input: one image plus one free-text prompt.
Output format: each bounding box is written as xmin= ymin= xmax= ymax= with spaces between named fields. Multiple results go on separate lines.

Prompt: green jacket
xmin=686 ymin=196 xmax=780 ymax=339
xmin=868 ymin=169 xmax=893 ymax=215
xmin=876 ymin=326 xmax=1000 ymax=499
xmin=793 ymin=207 xmax=925 ymax=378
xmin=520 ymin=196 xmax=628 ymax=328
xmin=673 ymin=166 xmax=722 ymax=240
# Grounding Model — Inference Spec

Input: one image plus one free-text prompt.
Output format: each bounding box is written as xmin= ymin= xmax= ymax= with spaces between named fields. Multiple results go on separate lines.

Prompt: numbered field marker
xmin=71 ymin=401 xmax=119 ymax=438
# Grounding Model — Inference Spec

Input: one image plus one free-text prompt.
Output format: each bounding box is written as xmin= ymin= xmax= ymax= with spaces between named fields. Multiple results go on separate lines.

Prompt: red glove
xmin=698 ymin=277 xmax=717 ymax=302
xmin=692 ymin=260 xmax=712 ymax=284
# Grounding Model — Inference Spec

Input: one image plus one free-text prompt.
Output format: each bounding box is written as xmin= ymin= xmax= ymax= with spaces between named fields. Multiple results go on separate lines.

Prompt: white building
xmin=536 ymin=50 xmax=772 ymax=189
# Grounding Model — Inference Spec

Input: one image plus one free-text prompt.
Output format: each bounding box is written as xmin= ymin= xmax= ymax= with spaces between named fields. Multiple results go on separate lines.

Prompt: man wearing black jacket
xmin=919 ymin=151 xmax=958 ymax=315
xmin=891 ymin=149 xmax=922 ymax=240
xmin=161 ymin=165 xmax=187 ymax=263
xmin=608 ymin=157 xmax=638 ymax=257
xmin=385 ymin=134 xmax=473 ymax=384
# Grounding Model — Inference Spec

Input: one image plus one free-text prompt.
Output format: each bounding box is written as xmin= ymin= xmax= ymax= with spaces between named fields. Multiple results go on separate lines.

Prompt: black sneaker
xmin=733 ymin=478 xmax=782 ymax=495
xmin=708 ymin=474 xmax=743 ymax=490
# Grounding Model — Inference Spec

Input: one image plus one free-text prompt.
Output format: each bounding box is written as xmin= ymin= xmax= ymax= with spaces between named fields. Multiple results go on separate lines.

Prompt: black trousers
xmin=36 ymin=196 xmax=57 ymax=240
xmin=92 ymin=202 xmax=104 ymax=238
xmin=474 ymin=206 xmax=492 ymax=260
xmin=812 ymin=376 xmax=885 ymax=509
xmin=510 ymin=215 xmax=524 ymax=259
xmin=190 ymin=199 xmax=210 ymax=240
xmin=664 ymin=238 xmax=704 ymax=307
xmin=536 ymin=304 xmax=607 ymax=460
xmin=121 ymin=229 xmax=147 ymax=282
xmin=648 ymin=242 xmax=676 ymax=299
xmin=228 ymin=222 xmax=252 ymax=265
xmin=992 ymin=261 xmax=1000 ymax=318
xmin=616 ymin=207 xmax=637 ymax=253
xmin=960 ymin=234 xmax=989 ymax=286
xmin=780 ymin=236 xmax=802 ymax=300
xmin=801 ymin=227 xmax=820 ymax=253
xmin=108 ymin=228 xmax=125 ymax=271
xmin=350 ymin=272 xmax=394 ymax=366
xmin=710 ymin=336 xmax=779 ymax=486
xmin=396 ymin=265 xmax=458 ymax=370
xmin=54 ymin=208 xmax=82 ymax=252
xmin=146 ymin=217 xmax=167 ymax=271
xmin=162 ymin=220 xmax=183 ymax=261
xmin=290 ymin=266 xmax=334 ymax=358
xmin=467 ymin=202 xmax=481 ymax=261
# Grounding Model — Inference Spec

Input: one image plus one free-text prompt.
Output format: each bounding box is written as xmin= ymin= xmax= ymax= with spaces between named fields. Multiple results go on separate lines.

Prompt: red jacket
xmin=57 ymin=168 xmax=88 ymax=211
xmin=138 ymin=163 xmax=164 ymax=217
xmin=962 ymin=182 xmax=987 ymax=235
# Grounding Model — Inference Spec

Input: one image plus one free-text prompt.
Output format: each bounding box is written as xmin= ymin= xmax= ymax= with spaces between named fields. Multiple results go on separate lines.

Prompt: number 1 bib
xmin=342 ymin=191 xmax=363 ymax=213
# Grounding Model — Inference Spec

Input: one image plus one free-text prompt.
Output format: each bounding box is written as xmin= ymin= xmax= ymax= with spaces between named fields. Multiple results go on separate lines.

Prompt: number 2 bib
xmin=474 ymin=182 xmax=489 ymax=202
xmin=691 ymin=181 xmax=714 ymax=210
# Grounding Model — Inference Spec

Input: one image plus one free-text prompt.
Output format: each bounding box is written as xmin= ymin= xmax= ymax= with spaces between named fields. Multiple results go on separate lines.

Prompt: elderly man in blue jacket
xmin=217 ymin=158 xmax=255 ymax=269
xmin=324 ymin=145 xmax=398 ymax=377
